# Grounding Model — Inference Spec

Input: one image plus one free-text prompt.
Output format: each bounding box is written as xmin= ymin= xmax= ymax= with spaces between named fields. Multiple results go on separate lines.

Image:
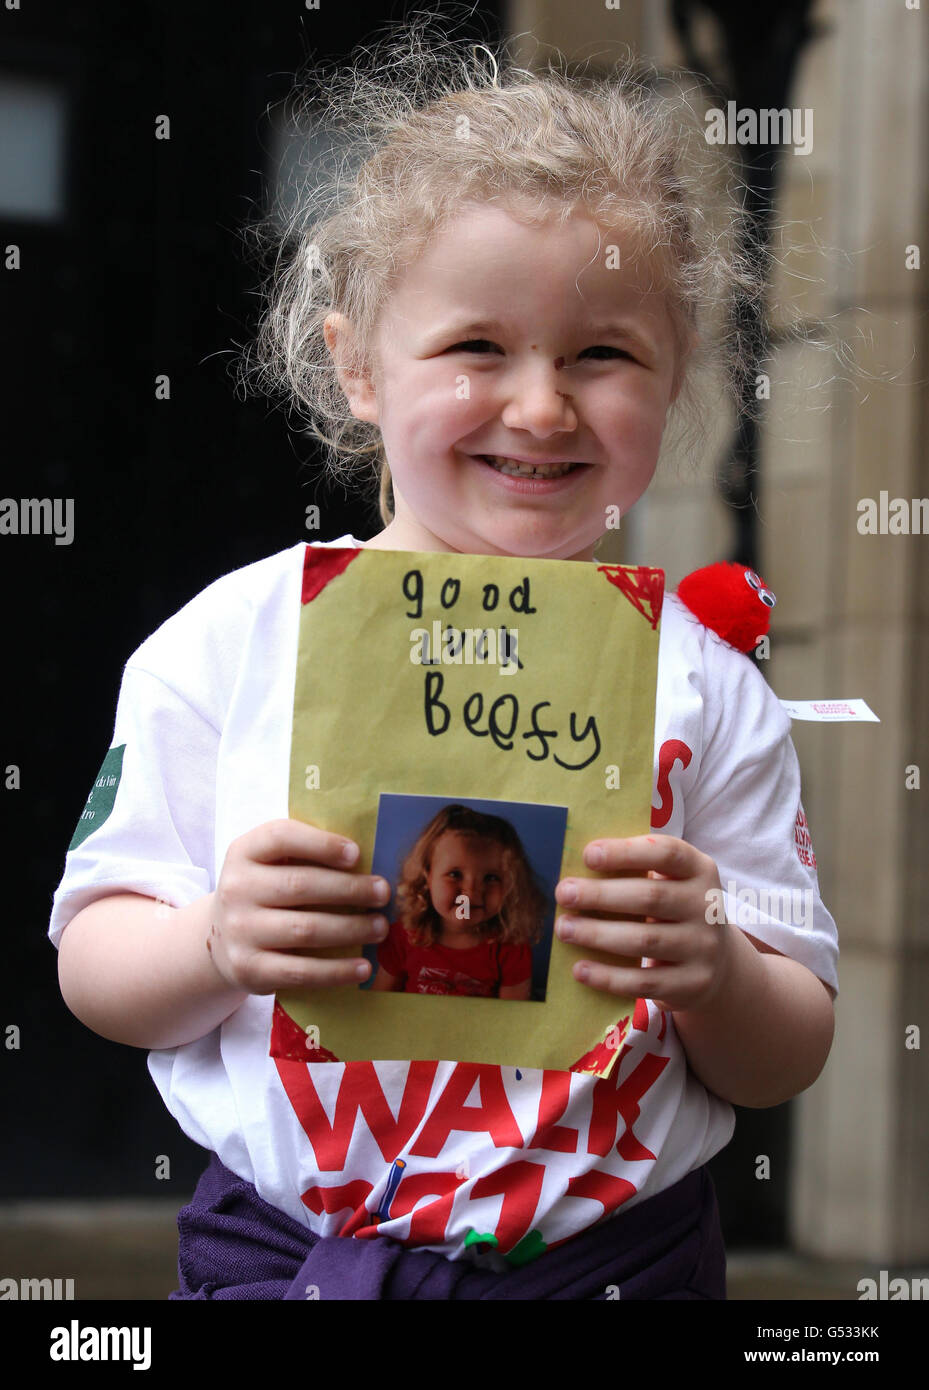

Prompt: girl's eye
xmin=580 ymin=345 xmax=632 ymax=360
xmin=448 ymin=339 xmax=500 ymax=353
xmin=446 ymin=342 xmax=631 ymax=361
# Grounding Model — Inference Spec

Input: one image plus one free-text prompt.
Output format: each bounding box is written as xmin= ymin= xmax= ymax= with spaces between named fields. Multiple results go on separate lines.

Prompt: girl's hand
xmin=206 ymin=819 xmax=391 ymax=994
xmin=554 ymin=835 xmax=731 ymax=1014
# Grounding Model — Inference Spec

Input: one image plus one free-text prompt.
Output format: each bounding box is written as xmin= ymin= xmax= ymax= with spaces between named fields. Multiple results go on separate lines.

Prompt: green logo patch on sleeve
xmin=69 ymin=745 xmax=126 ymax=850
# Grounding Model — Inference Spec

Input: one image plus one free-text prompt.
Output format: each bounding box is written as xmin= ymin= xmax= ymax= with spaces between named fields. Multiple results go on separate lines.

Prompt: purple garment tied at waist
xmin=170 ymin=1153 xmax=726 ymax=1301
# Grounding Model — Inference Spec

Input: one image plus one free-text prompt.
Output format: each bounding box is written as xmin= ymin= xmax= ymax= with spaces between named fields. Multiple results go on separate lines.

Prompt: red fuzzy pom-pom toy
xmin=675 ymin=563 xmax=776 ymax=653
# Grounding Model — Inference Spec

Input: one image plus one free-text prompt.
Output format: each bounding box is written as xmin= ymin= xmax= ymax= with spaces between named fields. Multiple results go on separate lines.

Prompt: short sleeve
xmin=376 ymin=920 xmax=410 ymax=982
xmin=498 ymin=942 xmax=532 ymax=986
xmin=682 ymin=635 xmax=838 ymax=996
xmin=47 ymin=662 xmax=218 ymax=949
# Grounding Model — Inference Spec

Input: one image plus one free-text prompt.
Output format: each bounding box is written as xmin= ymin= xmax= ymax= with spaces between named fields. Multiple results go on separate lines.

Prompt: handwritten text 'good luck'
xmin=403 ymin=567 xmax=601 ymax=770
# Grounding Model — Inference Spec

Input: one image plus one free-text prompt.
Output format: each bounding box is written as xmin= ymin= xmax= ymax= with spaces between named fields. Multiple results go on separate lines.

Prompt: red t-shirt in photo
xmin=376 ymin=919 xmax=532 ymax=997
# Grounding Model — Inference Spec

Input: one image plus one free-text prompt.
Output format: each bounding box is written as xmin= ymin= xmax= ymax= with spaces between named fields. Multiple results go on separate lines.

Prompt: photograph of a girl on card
xmin=371 ymin=804 xmax=546 ymax=999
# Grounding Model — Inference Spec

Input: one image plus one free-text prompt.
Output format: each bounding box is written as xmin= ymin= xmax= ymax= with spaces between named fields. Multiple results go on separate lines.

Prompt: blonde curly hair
xmin=396 ymin=803 xmax=547 ymax=950
xmin=235 ymin=10 xmax=768 ymax=527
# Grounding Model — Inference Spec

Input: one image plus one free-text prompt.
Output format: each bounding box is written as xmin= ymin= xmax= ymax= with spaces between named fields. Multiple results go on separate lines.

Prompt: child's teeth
xmin=486 ymin=455 xmax=577 ymax=478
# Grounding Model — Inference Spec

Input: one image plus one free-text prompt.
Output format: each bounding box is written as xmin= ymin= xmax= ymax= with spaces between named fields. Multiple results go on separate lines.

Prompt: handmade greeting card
xmin=271 ymin=544 xmax=664 ymax=1075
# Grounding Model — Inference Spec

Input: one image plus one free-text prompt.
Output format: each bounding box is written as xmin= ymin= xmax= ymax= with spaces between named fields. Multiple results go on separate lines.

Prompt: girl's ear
xmin=324 ymin=313 xmax=379 ymax=425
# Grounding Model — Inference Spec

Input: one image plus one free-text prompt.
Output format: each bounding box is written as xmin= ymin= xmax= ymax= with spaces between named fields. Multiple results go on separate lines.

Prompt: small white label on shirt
xmin=779 ymin=698 xmax=879 ymax=722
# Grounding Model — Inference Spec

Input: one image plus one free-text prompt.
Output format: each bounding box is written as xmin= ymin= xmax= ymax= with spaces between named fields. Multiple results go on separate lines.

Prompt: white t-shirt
xmin=48 ymin=535 xmax=838 ymax=1268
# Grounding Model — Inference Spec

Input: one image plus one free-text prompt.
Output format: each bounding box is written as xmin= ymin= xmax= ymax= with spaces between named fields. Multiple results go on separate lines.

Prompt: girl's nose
xmin=500 ymin=364 xmax=578 ymax=435
xmin=460 ymin=882 xmax=482 ymax=908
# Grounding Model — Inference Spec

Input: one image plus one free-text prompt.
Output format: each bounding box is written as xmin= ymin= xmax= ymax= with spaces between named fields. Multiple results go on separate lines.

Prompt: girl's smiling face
xmin=426 ymin=831 xmax=506 ymax=938
xmin=326 ymin=200 xmax=685 ymax=562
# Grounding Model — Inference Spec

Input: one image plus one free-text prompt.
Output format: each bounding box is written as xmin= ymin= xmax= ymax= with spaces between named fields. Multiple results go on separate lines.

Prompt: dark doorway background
xmin=2 ymin=0 xmax=787 ymax=1249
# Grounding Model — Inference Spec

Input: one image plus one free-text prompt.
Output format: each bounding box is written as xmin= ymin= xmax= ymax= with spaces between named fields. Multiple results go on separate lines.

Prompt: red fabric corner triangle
xmin=302 ymin=545 xmax=360 ymax=605
xmin=270 ymin=1000 xmax=341 ymax=1062
xmin=596 ymin=565 xmax=665 ymax=629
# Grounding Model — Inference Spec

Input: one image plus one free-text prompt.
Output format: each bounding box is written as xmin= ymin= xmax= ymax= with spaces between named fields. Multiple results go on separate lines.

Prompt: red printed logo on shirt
xmin=274 ymin=1035 xmax=672 ymax=1259
xmin=651 ymin=739 xmax=693 ymax=829
xmin=794 ymin=804 xmax=817 ymax=869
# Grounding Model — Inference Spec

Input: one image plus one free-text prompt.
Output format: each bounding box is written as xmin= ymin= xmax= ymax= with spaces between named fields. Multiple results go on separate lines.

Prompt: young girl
xmin=370 ymin=804 xmax=544 ymax=999
xmin=50 ymin=19 xmax=837 ymax=1300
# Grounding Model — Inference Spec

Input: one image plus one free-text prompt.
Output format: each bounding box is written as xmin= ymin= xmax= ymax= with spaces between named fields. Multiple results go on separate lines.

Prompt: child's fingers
xmin=572 ymin=954 xmax=717 ymax=1012
xmin=580 ymin=835 xmax=707 ymax=880
xmin=231 ymin=948 xmax=375 ymax=996
xmin=555 ymin=914 xmax=694 ymax=962
xmin=242 ymin=860 xmax=392 ymax=912
xmin=555 ymin=873 xmax=701 ymax=923
xmin=572 ymin=958 xmax=673 ymax=1000
xmin=246 ymin=906 xmax=390 ymax=952
xmin=235 ymin=818 xmax=361 ymax=870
